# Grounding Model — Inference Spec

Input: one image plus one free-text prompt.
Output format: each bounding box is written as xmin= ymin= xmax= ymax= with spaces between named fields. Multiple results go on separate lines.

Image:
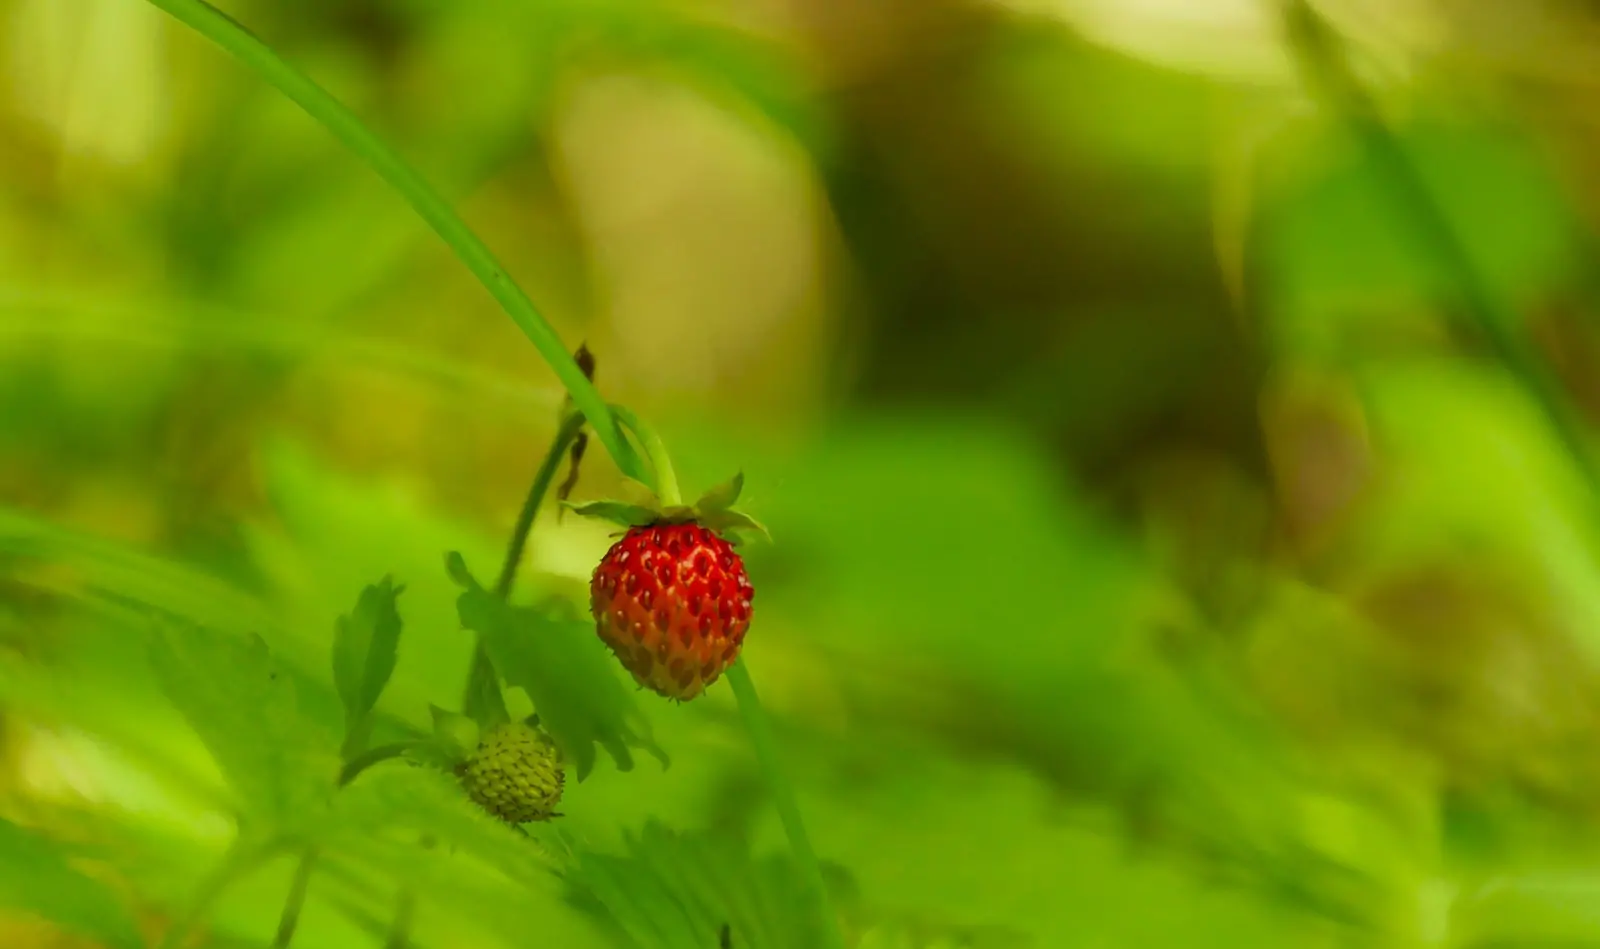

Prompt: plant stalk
xmin=610 ymin=405 xmax=680 ymax=507
xmin=271 ymin=847 xmax=319 ymax=948
xmin=459 ymin=410 xmax=591 ymax=717
xmin=158 ymin=837 xmax=282 ymax=949
xmin=140 ymin=0 xmax=642 ymax=482
xmin=495 ymin=411 xmax=590 ymax=599
xmin=383 ymin=889 xmax=416 ymax=949
xmin=338 ymin=740 xmax=435 ymax=788
xmin=724 ymin=662 xmax=843 ymax=949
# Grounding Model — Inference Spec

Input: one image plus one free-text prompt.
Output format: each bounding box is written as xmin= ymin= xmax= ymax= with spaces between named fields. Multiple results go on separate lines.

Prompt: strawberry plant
xmin=0 ymin=0 xmax=849 ymax=946
xmin=12 ymin=0 xmax=1600 ymax=946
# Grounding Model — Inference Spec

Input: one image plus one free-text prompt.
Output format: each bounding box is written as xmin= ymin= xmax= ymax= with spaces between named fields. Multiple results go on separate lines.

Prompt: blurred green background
xmin=8 ymin=0 xmax=1600 ymax=946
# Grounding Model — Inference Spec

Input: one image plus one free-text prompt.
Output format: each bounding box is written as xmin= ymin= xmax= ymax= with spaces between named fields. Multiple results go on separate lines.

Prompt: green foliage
xmin=14 ymin=0 xmax=1600 ymax=945
xmin=0 ymin=818 xmax=143 ymax=949
xmin=331 ymin=577 xmax=405 ymax=752
xmin=551 ymin=821 xmax=827 ymax=949
xmin=148 ymin=619 xmax=340 ymax=832
xmin=564 ymin=500 xmax=663 ymax=528
xmin=448 ymin=552 xmax=668 ymax=782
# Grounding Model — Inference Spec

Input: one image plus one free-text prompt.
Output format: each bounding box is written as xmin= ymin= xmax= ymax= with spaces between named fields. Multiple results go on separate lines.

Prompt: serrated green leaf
xmin=331 ymin=576 xmax=405 ymax=738
xmin=557 ymin=821 xmax=830 ymax=949
xmin=0 ymin=818 xmax=142 ymax=949
xmin=563 ymin=500 xmax=661 ymax=528
xmin=148 ymin=619 xmax=339 ymax=830
xmin=695 ymin=472 xmax=744 ymax=513
xmin=330 ymin=763 xmax=554 ymax=889
xmin=447 ymin=556 xmax=667 ymax=782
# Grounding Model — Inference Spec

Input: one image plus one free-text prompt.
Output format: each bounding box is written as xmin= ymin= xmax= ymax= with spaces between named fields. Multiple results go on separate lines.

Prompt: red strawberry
xmin=590 ymin=523 xmax=754 ymax=699
xmin=570 ymin=472 xmax=767 ymax=701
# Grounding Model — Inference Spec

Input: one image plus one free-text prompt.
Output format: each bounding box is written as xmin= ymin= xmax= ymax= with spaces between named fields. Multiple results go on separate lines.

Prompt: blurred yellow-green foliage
xmin=9 ymin=0 xmax=1600 ymax=946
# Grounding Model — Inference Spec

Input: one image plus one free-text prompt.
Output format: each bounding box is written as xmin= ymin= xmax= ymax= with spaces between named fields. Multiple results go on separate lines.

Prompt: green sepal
xmin=697 ymin=509 xmax=772 ymax=543
xmin=694 ymin=471 xmax=744 ymax=513
xmin=563 ymin=500 xmax=661 ymax=528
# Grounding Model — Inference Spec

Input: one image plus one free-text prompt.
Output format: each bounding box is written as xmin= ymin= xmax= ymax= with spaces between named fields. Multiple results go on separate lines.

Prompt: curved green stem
xmin=338 ymin=740 xmax=433 ymax=788
xmin=159 ymin=836 xmax=284 ymax=949
xmin=271 ymin=847 xmax=318 ymax=948
xmin=495 ymin=411 xmax=589 ymax=598
xmin=724 ymin=662 xmax=844 ymax=949
xmin=140 ymin=0 xmax=642 ymax=482
xmin=383 ymin=889 xmax=416 ymax=949
xmin=461 ymin=409 xmax=590 ymax=719
xmin=610 ymin=405 xmax=681 ymax=507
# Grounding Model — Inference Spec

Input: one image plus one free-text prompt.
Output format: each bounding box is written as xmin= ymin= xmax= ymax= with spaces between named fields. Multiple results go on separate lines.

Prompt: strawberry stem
xmin=270 ymin=847 xmax=318 ymax=948
xmin=724 ymin=662 xmax=845 ymax=949
xmin=611 ymin=405 xmax=682 ymax=508
xmin=138 ymin=0 xmax=647 ymax=484
xmin=496 ymin=411 xmax=589 ymax=599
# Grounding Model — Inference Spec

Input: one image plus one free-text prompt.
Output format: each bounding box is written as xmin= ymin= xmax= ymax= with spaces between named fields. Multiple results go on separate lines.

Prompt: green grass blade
xmin=140 ymin=0 xmax=640 ymax=480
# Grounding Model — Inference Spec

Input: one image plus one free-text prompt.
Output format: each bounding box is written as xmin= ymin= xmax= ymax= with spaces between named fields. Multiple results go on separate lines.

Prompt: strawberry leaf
xmin=563 ymin=500 xmax=661 ymax=528
xmin=331 ymin=576 xmax=405 ymax=749
xmin=550 ymin=820 xmax=839 ymax=949
xmin=329 ymin=763 xmax=555 ymax=889
xmin=148 ymin=619 xmax=339 ymax=831
xmin=446 ymin=553 xmax=668 ymax=781
xmin=695 ymin=471 xmax=745 ymax=513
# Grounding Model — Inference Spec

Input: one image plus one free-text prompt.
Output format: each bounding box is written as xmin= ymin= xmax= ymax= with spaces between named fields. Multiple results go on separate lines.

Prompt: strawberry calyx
xmin=564 ymin=471 xmax=769 ymax=545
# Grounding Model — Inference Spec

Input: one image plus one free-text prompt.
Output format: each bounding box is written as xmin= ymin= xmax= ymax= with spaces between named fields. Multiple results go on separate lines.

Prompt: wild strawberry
xmin=591 ymin=522 xmax=755 ymax=700
xmin=457 ymin=720 xmax=565 ymax=823
xmin=569 ymin=472 xmax=767 ymax=701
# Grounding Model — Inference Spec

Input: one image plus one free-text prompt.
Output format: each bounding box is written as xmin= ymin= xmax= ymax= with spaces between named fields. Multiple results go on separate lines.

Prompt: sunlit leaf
xmin=148 ymin=619 xmax=339 ymax=830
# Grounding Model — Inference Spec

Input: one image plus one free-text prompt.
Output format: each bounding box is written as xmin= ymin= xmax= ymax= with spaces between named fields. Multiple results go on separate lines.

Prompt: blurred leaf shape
xmin=448 ymin=552 xmax=668 ymax=782
xmin=1266 ymin=122 xmax=1578 ymax=352
xmin=0 ymin=502 xmax=277 ymax=636
xmin=331 ymin=763 xmax=555 ymax=890
xmin=331 ymin=576 xmax=406 ymax=748
xmin=246 ymin=439 xmax=508 ymax=724
xmin=0 ymin=818 xmax=143 ymax=949
xmin=9 ymin=0 xmax=168 ymax=164
xmin=148 ymin=619 xmax=339 ymax=832
xmin=549 ymin=820 xmax=830 ymax=949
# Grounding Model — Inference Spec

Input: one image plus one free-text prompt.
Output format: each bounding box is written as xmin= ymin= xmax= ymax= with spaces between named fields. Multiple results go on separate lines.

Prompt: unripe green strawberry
xmin=590 ymin=522 xmax=754 ymax=700
xmin=457 ymin=721 xmax=564 ymax=823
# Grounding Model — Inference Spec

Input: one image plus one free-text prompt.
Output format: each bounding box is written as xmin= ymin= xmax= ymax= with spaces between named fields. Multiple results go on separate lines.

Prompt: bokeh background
xmin=8 ymin=0 xmax=1600 ymax=946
